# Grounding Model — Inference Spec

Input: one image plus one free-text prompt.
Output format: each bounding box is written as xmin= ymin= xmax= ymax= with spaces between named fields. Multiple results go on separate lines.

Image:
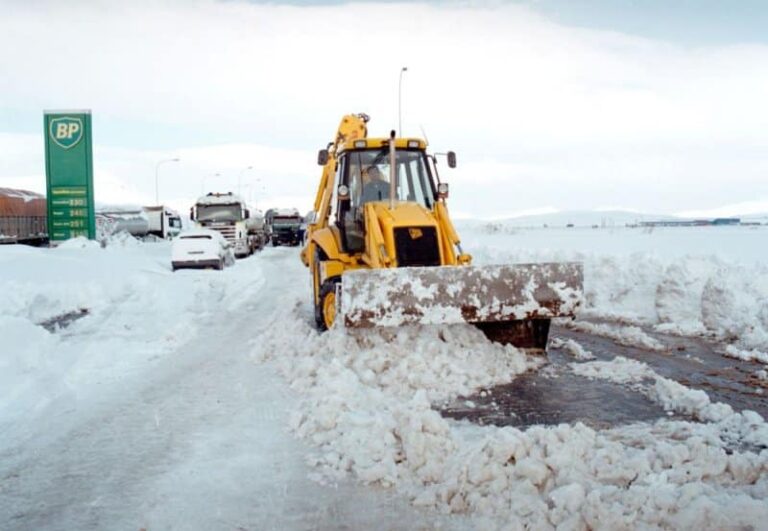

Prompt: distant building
xmin=637 ymin=217 xmax=741 ymax=228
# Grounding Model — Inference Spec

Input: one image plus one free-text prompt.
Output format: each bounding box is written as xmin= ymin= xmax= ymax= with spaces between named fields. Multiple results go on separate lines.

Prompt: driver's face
xmin=367 ymin=167 xmax=381 ymax=181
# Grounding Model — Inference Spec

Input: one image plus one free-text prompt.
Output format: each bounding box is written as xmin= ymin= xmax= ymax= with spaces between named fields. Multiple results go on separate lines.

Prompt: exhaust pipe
xmin=389 ymin=130 xmax=396 ymax=210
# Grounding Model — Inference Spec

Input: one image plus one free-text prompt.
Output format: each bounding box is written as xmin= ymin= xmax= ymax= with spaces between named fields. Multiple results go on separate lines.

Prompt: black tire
xmin=272 ymin=237 xmax=279 ymax=247
xmin=315 ymin=277 xmax=341 ymax=332
xmin=312 ymin=247 xmax=340 ymax=331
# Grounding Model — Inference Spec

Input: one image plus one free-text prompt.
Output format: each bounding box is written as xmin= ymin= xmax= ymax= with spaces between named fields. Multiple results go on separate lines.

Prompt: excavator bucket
xmin=339 ymin=263 xmax=584 ymax=353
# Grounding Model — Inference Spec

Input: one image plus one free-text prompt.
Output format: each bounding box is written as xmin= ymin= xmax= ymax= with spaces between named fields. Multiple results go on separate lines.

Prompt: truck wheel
xmin=272 ymin=237 xmax=278 ymax=247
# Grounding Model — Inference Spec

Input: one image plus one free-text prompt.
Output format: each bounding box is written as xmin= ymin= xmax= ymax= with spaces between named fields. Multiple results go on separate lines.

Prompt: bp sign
xmin=44 ymin=110 xmax=96 ymax=242
xmin=49 ymin=116 xmax=84 ymax=150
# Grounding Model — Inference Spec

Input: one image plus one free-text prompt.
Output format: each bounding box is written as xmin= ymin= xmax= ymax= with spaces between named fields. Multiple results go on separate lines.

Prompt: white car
xmin=171 ymin=229 xmax=235 ymax=271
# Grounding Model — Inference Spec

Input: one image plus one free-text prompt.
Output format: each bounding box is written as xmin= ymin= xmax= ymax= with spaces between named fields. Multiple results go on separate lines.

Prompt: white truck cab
xmin=144 ymin=205 xmax=182 ymax=240
xmin=190 ymin=192 xmax=257 ymax=258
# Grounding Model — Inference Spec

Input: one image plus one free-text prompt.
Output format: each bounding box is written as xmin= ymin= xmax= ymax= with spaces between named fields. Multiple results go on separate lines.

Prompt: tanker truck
xmin=190 ymin=192 xmax=265 ymax=257
xmin=95 ymin=207 xmax=150 ymax=240
xmin=95 ymin=205 xmax=182 ymax=241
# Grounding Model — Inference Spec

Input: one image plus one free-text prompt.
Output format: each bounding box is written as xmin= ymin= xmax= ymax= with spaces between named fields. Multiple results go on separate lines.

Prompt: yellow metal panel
xmin=320 ymin=260 xmax=345 ymax=283
xmin=310 ymin=227 xmax=342 ymax=261
xmin=371 ymin=202 xmax=436 ymax=227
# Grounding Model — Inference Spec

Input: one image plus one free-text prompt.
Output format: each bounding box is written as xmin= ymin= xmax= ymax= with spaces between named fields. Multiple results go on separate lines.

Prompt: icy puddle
xmin=441 ymin=346 xmax=677 ymax=429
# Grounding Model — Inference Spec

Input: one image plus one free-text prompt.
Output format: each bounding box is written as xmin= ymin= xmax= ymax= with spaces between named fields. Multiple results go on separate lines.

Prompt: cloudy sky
xmin=1 ymin=0 xmax=767 ymax=219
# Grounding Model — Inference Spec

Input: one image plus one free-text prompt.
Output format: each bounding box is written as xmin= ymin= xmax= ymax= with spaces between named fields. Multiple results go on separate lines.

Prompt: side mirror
xmin=306 ymin=210 xmax=318 ymax=224
xmin=189 ymin=207 xmax=195 ymax=221
xmin=245 ymin=209 xmax=250 ymax=218
xmin=337 ymin=184 xmax=350 ymax=201
xmin=447 ymin=151 xmax=457 ymax=168
xmin=317 ymin=149 xmax=329 ymax=166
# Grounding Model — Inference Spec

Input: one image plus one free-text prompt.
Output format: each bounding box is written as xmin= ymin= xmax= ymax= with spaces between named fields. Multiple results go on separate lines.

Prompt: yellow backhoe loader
xmin=300 ymin=113 xmax=583 ymax=352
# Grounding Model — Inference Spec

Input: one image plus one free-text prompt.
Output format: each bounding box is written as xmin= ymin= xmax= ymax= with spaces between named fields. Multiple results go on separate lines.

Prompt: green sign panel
xmin=44 ymin=110 xmax=95 ymax=242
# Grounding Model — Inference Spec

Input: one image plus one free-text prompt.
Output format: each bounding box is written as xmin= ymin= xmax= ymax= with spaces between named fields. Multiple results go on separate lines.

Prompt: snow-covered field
xmin=2 ymin=225 xmax=767 ymax=529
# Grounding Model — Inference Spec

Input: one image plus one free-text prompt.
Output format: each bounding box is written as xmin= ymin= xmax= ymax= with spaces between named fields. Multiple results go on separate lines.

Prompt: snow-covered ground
xmin=2 ymin=225 xmax=767 ymax=529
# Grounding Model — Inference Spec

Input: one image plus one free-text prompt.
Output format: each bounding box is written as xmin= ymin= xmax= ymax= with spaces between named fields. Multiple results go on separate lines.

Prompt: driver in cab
xmin=360 ymin=166 xmax=390 ymax=204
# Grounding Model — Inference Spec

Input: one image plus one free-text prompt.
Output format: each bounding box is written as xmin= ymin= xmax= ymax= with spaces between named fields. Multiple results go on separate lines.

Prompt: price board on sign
xmin=44 ymin=110 xmax=96 ymax=242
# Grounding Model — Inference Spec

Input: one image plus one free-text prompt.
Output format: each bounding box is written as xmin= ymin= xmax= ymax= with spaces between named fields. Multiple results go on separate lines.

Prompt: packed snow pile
xmin=463 ymin=226 xmax=768 ymax=355
xmin=566 ymin=321 xmax=666 ymax=351
xmin=724 ymin=345 xmax=768 ymax=365
xmin=550 ymin=337 xmax=595 ymax=360
xmin=254 ymin=305 xmax=768 ymax=528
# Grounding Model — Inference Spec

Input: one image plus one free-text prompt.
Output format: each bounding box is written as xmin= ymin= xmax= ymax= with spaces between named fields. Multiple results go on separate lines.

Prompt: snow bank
xmin=566 ymin=321 xmax=667 ymax=351
xmin=0 ymin=241 xmax=263 ymax=429
xmin=463 ymin=227 xmax=768 ymax=353
xmin=254 ymin=306 xmax=768 ymax=528
xmin=724 ymin=345 xmax=768 ymax=365
xmin=550 ymin=337 xmax=595 ymax=360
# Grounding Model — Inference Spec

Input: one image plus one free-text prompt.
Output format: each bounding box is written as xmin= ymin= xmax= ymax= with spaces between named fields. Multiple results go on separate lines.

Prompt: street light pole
xmin=398 ymin=66 xmax=408 ymax=137
xmin=155 ymin=157 xmax=180 ymax=205
xmin=238 ymin=165 xmax=253 ymax=196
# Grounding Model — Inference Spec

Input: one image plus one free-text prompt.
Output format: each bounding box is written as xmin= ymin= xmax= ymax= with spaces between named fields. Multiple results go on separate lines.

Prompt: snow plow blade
xmin=340 ymin=262 xmax=583 ymax=352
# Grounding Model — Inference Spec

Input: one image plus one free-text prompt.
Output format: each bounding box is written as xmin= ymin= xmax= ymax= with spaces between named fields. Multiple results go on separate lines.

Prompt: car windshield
xmin=346 ymin=148 xmax=434 ymax=208
xmin=197 ymin=204 xmax=242 ymax=222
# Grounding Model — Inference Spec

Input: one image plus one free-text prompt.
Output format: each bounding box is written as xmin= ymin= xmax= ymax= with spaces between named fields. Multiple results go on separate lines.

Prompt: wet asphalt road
xmin=441 ymin=321 xmax=768 ymax=430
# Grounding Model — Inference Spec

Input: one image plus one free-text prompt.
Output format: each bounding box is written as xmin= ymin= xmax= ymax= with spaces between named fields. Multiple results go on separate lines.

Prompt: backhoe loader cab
xmin=327 ymin=140 xmax=445 ymax=258
xmin=302 ymin=114 xmax=583 ymax=352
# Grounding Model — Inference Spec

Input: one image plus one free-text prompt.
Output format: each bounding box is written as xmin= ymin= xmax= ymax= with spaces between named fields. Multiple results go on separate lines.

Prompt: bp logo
xmin=49 ymin=116 xmax=83 ymax=149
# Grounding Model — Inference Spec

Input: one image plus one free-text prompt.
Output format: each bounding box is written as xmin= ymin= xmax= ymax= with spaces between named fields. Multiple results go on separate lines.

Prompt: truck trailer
xmin=0 ymin=188 xmax=48 ymax=245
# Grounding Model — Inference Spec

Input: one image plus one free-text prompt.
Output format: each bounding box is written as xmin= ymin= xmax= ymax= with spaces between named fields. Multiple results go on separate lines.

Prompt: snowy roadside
xmin=0 ymin=237 xmax=263 ymax=438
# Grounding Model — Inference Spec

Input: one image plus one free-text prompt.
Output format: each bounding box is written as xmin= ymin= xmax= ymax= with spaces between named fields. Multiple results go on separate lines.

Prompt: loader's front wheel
xmin=318 ymin=279 xmax=340 ymax=331
xmin=312 ymin=247 xmax=340 ymax=332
